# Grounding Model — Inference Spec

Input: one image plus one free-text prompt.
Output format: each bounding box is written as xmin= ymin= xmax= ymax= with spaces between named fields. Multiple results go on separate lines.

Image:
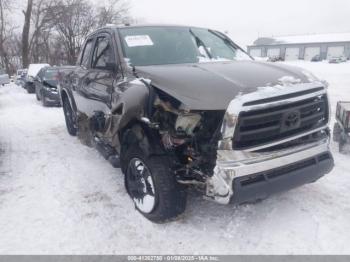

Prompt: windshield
xmin=118 ymin=26 xmax=251 ymax=66
xmin=44 ymin=69 xmax=58 ymax=81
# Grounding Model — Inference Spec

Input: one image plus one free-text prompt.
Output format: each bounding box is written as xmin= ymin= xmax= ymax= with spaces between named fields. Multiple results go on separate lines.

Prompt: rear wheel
xmin=36 ymin=91 xmax=40 ymax=101
xmin=124 ymin=145 xmax=187 ymax=223
xmin=26 ymin=83 xmax=35 ymax=93
xmin=62 ymin=97 xmax=77 ymax=136
xmin=339 ymin=135 xmax=350 ymax=154
xmin=333 ymin=122 xmax=341 ymax=142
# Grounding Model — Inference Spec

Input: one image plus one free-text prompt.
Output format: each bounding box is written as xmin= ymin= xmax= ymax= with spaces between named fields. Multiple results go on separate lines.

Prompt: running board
xmin=94 ymin=137 xmax=121 ymax=168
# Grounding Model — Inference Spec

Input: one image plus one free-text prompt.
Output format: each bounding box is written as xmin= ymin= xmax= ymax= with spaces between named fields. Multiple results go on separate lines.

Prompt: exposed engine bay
xmin=149 ymin=88 xmax=225 ymax=186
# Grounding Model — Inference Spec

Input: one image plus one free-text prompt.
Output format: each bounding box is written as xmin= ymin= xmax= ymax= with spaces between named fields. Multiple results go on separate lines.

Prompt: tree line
xmin=0 ymin=0 xmax=131 ymax=74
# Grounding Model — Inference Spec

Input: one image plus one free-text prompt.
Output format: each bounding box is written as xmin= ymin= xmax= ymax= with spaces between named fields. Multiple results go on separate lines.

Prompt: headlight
xmin=175 ymin=113 xmax=201 ymax=136
xmin=225 ymin=112 xmax=238 ymax=127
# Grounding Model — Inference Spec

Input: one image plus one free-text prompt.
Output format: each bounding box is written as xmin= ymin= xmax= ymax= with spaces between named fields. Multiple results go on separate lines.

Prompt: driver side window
xmin=91 ymin=36 xmax=115 ymax=69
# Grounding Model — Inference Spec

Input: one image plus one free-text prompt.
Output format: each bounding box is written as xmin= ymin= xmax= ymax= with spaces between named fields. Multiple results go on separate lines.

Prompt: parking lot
xmin=0 ymin=61 xmax=350 ymax=254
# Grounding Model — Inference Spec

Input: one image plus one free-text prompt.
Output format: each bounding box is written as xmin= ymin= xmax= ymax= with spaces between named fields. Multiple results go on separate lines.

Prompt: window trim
xmin=80 ymin=38 xmax=95 ymax=69
xmin=91 ymin=34 xmax=115 ymax=70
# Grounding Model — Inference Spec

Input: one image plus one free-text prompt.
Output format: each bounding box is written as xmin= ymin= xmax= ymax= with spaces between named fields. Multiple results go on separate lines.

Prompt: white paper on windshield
xmin=125 ymin=35 xmax=154 ymax=47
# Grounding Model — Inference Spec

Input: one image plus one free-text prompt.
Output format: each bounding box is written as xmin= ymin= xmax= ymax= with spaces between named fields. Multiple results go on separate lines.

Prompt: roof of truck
xmin=107 ymin=23 xmax=195 ymax=28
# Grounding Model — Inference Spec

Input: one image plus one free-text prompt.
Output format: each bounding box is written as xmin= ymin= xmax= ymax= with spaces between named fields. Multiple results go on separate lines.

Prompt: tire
xmin=36 ymin=91 xmax=40 ymax=101
xmin=339 ymin=136 xmax=350 ymax=154
xmin=124 ymin=145 xmax=187 ymax=223
xmin=62 ymin=97 xmax=77 ymax=136
xmin=41 ymin=93 xmax=48 ymax=107
xmin=26 ymin=84 xmax=35 ymax=94
xmin=333 ymin=122 xmax=341 ymax=142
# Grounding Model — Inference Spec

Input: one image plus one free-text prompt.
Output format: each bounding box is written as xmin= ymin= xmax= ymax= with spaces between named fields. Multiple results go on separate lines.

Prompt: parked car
xmin=24 ymin=63 xmax=50 ymax=93
xmin=15 ymin=69 xmax=28 ymax=87
xmin=329 ymin=56 xmax=347 ymax=64
xmin=311 ymin=55 xmax=322 ymax=62
xmin=59 ymin=24 xmax=334 ymax=222
xmin=267 ymin=56 xmax=284 ymax=62
xmin=333 ymin=101 xmax=350 ymax=153
xmin=0 ymin=69 xmax=10 ymax=86
xmin=34 ymin=67 xmax=62 ymax=107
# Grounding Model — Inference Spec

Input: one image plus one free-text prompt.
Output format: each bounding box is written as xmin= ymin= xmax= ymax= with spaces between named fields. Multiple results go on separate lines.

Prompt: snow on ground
xmin=0 ymin=61 xmax=350 ymax=255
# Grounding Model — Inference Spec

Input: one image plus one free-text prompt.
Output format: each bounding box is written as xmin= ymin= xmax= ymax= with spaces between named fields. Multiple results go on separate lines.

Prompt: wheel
xmin=62 ymin=97 xmax=77 ymax=136
xmin=26 ymin=83 xmax=35 ymax=93
xmin=124 ymin=145 xmax=187 ymax=223
xmin=41 ymin=93 xmax=48 ymax=107
xmin=36 ymin=88 xmax=41 ymax=101
xmin=333 ymin=122 xmax=341 ymax=142
xmin=339 ymin=136 xmax=350 ymax=154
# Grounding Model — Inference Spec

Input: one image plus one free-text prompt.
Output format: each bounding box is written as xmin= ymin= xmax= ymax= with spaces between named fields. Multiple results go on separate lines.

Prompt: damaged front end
xmin=206 ymin=81 xmax=334 ymax=204
xmin=149 ymin=80 xmax=334 ymax=205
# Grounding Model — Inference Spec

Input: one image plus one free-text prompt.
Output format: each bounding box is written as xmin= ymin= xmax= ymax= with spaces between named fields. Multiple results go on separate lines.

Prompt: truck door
xmin=78 ymin=33 xmax=122 ymax=117
xmin=73 ymin=37 xmax=94 ymax=115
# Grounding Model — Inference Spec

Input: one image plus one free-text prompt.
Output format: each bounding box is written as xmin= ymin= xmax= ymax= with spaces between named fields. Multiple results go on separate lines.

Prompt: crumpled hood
xmin=136 ymin=61 xmax=314 ymax=110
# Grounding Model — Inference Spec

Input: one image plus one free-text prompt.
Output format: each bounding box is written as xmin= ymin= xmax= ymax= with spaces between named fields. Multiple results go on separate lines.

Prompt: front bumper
xmin=232 ymin=151 xmax=333 ymax=204
xmin=206 ymin=137 xmax=333 ymax=204
xmin=43 ymin=88 xmax=60 ymax=105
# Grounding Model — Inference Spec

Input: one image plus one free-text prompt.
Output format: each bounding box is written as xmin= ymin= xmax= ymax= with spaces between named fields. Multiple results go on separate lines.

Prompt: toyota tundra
xmin=58 ymin=24 xmax=334 ymax=223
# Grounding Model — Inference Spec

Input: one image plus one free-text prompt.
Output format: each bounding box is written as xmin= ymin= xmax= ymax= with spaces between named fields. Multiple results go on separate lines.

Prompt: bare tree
xmin=29 ymin=0 xmax=56 ymax=63
xmin=0 ymin=0 xmax=10 ymax=72
xmin=48 ymin=0 xmax=95 ymax=64
xmin=2 ymin=0 xmax=131 ymax=69
xmin=21 ymin=0 xmax=33 ymax=68
xmin=95 ymin=0 xmax=130 ymax=28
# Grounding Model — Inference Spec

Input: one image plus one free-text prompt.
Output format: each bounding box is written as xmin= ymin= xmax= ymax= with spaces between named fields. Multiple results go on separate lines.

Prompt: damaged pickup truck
xmin=58 ymin=24 xmax=334 ymax=223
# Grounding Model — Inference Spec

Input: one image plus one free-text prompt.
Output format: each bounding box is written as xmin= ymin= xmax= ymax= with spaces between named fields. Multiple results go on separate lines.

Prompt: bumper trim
xmin=206 ymin=139 xmax=332 ymax=204
xmin=232 ymin=152 xmax=334 ymax=204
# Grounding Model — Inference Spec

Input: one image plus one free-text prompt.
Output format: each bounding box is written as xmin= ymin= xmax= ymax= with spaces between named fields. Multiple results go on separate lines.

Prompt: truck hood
xmin=136 ymin=61 xmax=315 ymax=110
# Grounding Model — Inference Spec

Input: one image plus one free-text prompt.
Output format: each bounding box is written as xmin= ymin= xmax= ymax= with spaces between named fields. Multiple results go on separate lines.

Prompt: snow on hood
xmin=27 ymin=64 xmax=50 ymax=77
xmin=135 ymin=60 xmax=322 ymax=110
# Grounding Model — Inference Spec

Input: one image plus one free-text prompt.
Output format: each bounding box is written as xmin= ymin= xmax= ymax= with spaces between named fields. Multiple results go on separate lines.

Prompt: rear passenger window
xmin=81 ymin=39 xmax=93 ymax=68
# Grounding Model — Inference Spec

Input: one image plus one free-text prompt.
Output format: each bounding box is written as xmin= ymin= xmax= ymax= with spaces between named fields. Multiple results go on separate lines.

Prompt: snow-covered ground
xmin=0 ymin=61 xmax=349 ymax=254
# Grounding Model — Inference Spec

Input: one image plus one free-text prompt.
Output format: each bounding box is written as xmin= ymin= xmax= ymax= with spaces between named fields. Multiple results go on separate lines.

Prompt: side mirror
xmin=105 ymin=62 xmax=118 ymax=72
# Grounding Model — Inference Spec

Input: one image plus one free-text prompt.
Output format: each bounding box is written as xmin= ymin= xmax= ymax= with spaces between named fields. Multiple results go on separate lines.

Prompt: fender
xmin=60 ymin=85 xmax=78 ymax=115
xmin=119 ymin=122 xmax=165 ymax=172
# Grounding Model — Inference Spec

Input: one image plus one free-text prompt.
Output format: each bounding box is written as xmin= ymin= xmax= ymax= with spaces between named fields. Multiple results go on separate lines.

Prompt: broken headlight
xmin=175 ymin=113 xmax=201 ymax=136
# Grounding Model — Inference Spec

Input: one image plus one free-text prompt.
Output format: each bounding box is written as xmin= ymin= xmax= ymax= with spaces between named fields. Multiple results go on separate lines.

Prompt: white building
xmin=247 ymin=33 xmax=350 ymax=61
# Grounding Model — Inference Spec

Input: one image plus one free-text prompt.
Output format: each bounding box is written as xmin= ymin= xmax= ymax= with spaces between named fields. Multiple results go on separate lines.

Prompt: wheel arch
xmin=119 ymin=121 xmax=164 ymax=173
xmin=60 ymin=88 xmax=78 ymax=114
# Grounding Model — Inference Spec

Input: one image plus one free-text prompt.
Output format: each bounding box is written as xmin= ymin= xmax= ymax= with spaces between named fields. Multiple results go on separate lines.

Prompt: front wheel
xmin=41 ymin=93 xmax=49 ymax=107
xmin=124 ymin=145 xmax=187 ymax=223
xmin=62 ymin=97 xmax=77 ymax=136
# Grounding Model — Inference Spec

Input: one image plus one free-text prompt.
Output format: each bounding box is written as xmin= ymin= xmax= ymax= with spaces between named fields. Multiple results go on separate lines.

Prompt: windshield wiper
xmin=189 ymin=29 xmax=212 ymax=59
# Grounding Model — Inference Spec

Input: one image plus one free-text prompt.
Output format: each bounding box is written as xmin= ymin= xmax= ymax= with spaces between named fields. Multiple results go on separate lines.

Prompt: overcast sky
xmin=129 ymin=0 xmax=350 ymax=48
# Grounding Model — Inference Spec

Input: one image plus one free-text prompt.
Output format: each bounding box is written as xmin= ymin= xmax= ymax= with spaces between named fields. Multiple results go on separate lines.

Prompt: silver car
xmin=0 ymin=69 xmax=10 ymax=86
